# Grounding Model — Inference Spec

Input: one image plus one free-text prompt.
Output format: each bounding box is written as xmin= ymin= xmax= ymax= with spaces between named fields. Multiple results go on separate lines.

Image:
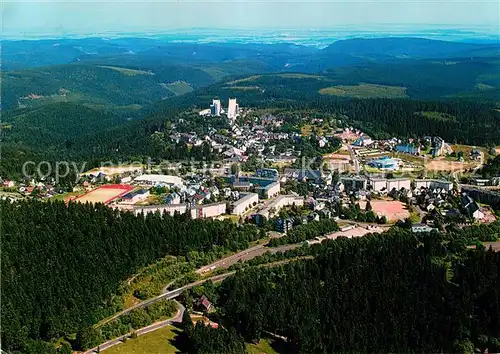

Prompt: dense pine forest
xmin=0 ymin=200 xmax=264 ymax=353
xmin=216 ymin=230 xmax=500 ymax=353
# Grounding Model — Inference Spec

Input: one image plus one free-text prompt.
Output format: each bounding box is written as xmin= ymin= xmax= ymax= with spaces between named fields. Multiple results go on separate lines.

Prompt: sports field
xmin=370 ymin=200 xmax=411 ymax=221
xmin=73 ymin=184 xmax=134 ymax=205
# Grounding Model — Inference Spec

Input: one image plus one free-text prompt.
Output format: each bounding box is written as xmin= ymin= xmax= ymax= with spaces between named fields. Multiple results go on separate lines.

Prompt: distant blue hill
xmin=322 ymin=37 xmax=500 ymax=59
xmin=3 ymin=36 xmax=499 ymax=71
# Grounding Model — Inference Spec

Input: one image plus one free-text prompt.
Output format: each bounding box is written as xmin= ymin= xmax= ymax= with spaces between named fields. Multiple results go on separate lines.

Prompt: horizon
xmin=3 ymin=26 xmax=500 ymax=45
xmin=3 ymin=1 xmax=499 ymax=39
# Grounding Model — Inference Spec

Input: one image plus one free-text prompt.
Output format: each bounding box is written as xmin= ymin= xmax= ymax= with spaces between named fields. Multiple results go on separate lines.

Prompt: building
xmin=164 ymin=192 xmax=181 ymax=205
xmin=395 ymin=144 xmax=420 ymax=155
xmin=352 ymin=136 xmax=374 ymax=147
xmin=231 ymin=192 xmax=259 ymax=215
xmin=461 ymin=194 xmax=485 ymax=220
xmin=191 ymin=202 xmax=227 ymax=219
xmin=255 ymin=168 xmax=279 ymax=180
xmin=283 ymin=168 xmax=322 ymax=182
xmin=210 ymin=99 xmax=221 ymax=116
xmin=411 ymin=224 xmax=437 ymax=233
xmin=369 ymin=178 xmax=388 ymax=192
xmin=340 ymin=176 xmax=367 ymax=192
xmin=387 ymin=178 xmax=411 ymax=192
xmin=276 ymin=218 xmax=294 ymax=233
xmin=134 ymin=174 xmax=184 ymax=189
xmin=470 ymin=177 xmax=491 ymax=187
xmin=258 ymin=181 xmax=281 ymax=199
xmin=367 ymin=157 xmax=398 ymax=170
xmin=134 ymin=203 xmax=188 ymax=217
xmin=258 ymin=194 xmax=304 ymax=219
xmin=120 ymin=189 xmax=150 ymax=204
xmin=414 ymin=179 xmax=453 ymax=192
xmin=227 ymin=98 xmax=239 ymax=120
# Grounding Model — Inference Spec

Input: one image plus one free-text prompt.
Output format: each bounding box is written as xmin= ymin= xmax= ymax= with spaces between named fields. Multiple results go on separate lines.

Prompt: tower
xmin=227 ymin=98 xmax=238 ymax=120
xmin=210 ymin=99 xmax=221 ymax=116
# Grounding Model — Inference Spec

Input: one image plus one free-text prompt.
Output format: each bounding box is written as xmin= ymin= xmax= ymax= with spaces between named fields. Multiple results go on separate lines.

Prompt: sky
xmin=2 ymin=0 xmax=500 ymax=37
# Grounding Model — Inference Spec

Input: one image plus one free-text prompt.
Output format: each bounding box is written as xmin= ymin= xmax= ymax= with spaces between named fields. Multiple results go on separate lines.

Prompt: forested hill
xmin=3 ymin=37 xmax=499 ymax=111
xmin=1 ymin=199 xmax=265 ymax=353
xmin=2 ymin=199 xmax=499 ymax=353
xmin=216 ymin=230 xmax=500 ymax=353
xmin=322 ymin=37 xmax=500 ymax=58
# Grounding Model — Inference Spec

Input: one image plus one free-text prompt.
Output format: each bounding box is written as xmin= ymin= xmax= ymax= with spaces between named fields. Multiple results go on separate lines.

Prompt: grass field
xmin=98 ymin=66 xmax=155 ymax=76
xmin=227 ymin=75 xmax=262 ymax=85
xmin=104 ymin=326 xmax=181 ymax=354
xmin=319 ymin=83 xmax=408 ymax=98
xmin=246 ymin=339 xmax=280 ymax=354
xmin=51 ymin=190 xmax=86 ymax=202
xmin=276 ymin=73 xmax=324 ymax=79
xmin=417 ymin=111 xmax=457 ymax=122
xmin=224 ymin=85 xmax=261 ymax=91
xmin=161 ymin=81 xmax=193 ymax=96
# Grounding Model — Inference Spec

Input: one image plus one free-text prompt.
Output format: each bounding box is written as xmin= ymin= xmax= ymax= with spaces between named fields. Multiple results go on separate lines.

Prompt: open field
xmin=161 ymin=81 xmax=193 ymax=96
xmin=319 ymin=83 xmax=408 ymax=98
xmin=98 ymin=66 xmax=155 ymax=76
xmin=246 ymin=339 xmax=282 ymax=354
xmin=275 ymin=73 xmax=324 ymax=79
xmin=225 ymin=85 xmax=261 ymax=91
xmin=73 ymin=184 xmax=134 ymax=205
xmin=227 ymin=75 xmax=262 ymax=85
xmin=426 ymin=159 xmax=471 ymax=172
xmin=103 ymin=325 xmax=180 ymax=354
xmin=366 ymin=200 xmax=411 ymax=221
xmin=416 ymin=111 xmax=456 ymax=122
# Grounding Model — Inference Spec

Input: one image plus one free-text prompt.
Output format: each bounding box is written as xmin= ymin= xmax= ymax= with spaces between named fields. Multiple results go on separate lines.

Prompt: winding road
xmin=87 ymin=224 xmax=388 ymax=352
xmin=84 ymin=301 xmax=185 ymax=354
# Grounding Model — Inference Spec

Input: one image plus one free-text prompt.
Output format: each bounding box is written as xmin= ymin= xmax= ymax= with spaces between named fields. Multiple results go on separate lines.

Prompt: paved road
xmin=347 ymin=145 xmax=360 ymax=173
xmin=196 ymin=243 xmax=300 ymax=275
xmin=98 ymin=272 xmax=234 ymax=328
xmin=85 ymin=302 xmax=185 ymax=354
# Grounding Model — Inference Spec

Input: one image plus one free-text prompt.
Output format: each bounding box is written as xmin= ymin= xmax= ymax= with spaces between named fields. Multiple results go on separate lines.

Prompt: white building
xmin=414 ymin=179 xmax=453 ymax=192
xmin=259 ymin=182 xmax=281 ymax=199
xmin=210 ymin=99 xmax=221 ymax=116
xmin=134 ymin=174 xmax=184 ymax=189
xmin=370 ymin=178 xmax=388 ymax=192
xmin=134 ymin=203 xmax=188 ymax=216
xmin=191 ymin=202 xmax=227 ymax=219
xmin=231 ymin=192 xmax=259 ymax=215
xmin=411 ymin=224 xmax=437 ymax=233
xmin=387 ymin=178 xmax=411 ymax=191
xmin=258 ymin=194 xmax=304 ymax=219
xmin=227 ymin=98 xmax=239 ymax=120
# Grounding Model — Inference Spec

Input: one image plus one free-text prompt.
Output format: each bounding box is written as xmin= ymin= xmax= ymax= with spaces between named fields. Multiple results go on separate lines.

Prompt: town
xmin=2 ymin=97 xmax=499 ymax=236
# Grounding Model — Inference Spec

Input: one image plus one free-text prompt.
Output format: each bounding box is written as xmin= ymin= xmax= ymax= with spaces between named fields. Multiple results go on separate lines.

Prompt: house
xmin=470 ymin=149 xmax=482 ymax=161
xmin=461 ymin=194 xmax=485 ymax=220
xmin=276 ymin=218 xmax=294 ymax=233
xmin=395 ymin=144 xmax=420 ymax=155
xmin=164 ymin=192 xmax=181 ymax=205
xmin=2 ymin=180 xmax=15 ymax=188
xmin=198 ymin=295 xmax=213 ymax=312
xmin=121 ymin=189 xmax=150 ymax=204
